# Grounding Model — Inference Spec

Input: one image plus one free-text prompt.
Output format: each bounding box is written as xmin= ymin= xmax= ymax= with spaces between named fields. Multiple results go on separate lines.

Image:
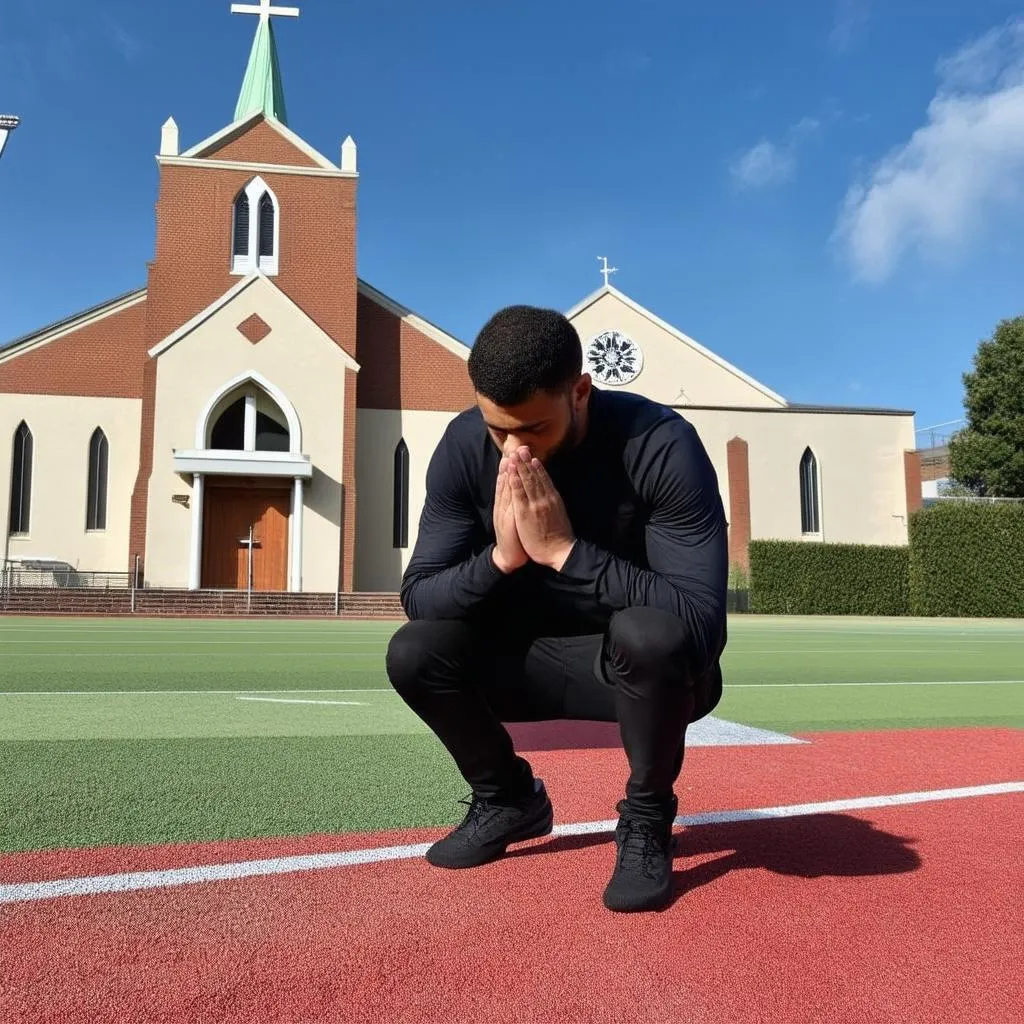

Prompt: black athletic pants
xmin=385 ymin=606 xmax=720 ymax=824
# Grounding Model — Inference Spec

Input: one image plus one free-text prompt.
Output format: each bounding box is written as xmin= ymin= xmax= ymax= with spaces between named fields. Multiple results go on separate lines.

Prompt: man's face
xmin=477 ymin=376 xmax=591 ymax=467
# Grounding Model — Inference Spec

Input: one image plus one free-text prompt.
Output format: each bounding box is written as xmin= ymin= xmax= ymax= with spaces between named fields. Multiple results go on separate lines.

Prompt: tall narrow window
xmin=232 ymin=192 xmax=250 ymax=258
xmin=800 ymin=448 xmax=820 ymax=534
xmin=87 ymin=428 xmax=109 ymax=531
xmin=230 ymin=178 xmax=279 ymax=275
xmin=8 ymin=421 xmax=33 ymax=536
xmin=393 ymin=439 xmax=410 ymax=549
xmin=258 ymin=192 xmax=275 ymax=259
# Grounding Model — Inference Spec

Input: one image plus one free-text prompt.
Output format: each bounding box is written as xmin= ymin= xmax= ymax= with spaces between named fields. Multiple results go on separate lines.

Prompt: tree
xmin=948 ymin=315 xmax=1024 ymax=497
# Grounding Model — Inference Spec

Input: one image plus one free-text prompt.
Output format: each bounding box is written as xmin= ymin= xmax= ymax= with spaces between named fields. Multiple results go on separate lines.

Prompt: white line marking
xmin=235 ymin=697 xmax=367 ymax=706
xmin=0 ymin=688 xmax=395 ymax=696
xmin=0 ymin=653 xmax=385 ymax=659
xmin=728 ymin=680 xmax=1024 ymax=688
xmin=1 ymin=681 xmax=1021 ymax=696
xmin=2 ymin=782 xmax=1021 ymax=906
xmin=0 ymin=640 xmax=384 ymax=646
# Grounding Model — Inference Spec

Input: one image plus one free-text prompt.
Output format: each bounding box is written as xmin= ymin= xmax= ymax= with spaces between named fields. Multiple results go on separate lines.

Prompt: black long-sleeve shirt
xmin=400 ymin=387 xmax=729 ymax=674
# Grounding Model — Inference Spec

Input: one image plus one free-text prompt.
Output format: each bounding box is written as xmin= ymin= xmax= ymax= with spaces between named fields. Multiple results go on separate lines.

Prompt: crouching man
xmin=385 ymin=305 xmax=729 ymax=913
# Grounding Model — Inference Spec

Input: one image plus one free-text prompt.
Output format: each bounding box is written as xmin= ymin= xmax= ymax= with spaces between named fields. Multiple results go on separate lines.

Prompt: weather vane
xmin=230 ymin=0 xmax=300 ymax=25
xmin=598 ymin=256 xmax=618 ymax=288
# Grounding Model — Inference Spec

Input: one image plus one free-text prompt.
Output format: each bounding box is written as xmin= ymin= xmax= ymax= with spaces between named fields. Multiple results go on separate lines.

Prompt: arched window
xmin=8 ymin=421 xmax=33 ymax=536
xmin=230 ymin=177 xmax=279 ymax=275
xmin=800 ymin=448 xmax=820 ymax=535
xmin=209 ymin=387 xmax=290 ymax=452
xmin=393 ymin=439 xmax=410 ymax=549
xmin=86 ymin=428 xmax=109 ymax=531
xmin=258 ymin=192 xmax=275 ymax=259
xmin=232 ymin=192 xmax=250 ymax=259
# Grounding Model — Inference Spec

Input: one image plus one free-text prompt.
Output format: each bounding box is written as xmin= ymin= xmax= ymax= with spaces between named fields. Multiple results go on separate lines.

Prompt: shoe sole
xmin=425 ymin=800 xmax=555 ymax=869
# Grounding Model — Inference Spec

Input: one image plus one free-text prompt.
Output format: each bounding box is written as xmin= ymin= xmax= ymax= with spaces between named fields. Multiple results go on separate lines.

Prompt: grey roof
xmin=674 ymin=402 xmax=915 ymax=417
xmin=0 ymin=287 xmax=147 ymax=355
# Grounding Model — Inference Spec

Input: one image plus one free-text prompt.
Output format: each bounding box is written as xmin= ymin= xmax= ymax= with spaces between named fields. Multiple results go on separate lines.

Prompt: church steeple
xmin=231 ymin=1 xmax=299 ymax=125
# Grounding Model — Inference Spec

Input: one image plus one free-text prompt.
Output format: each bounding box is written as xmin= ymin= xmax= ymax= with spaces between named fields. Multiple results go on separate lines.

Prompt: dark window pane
xmin=87 ymin=429 xmax=109 ymax=530
xmin=800 ymin=449 xmax=820 ymax=534
xmin=393 ymin=439 xmax=409 ymax=548
xmin=255 ymin=411 xmax=289 ymax=452
xmin=258 ymin=193 xmax=275 ymax=258
xmin=9 ymin=421 xmax=32 ymax=535
xmin=211 ymin=397 xmax=246 ymax=450
xmin=233 ymin=193 xmax=250 ymax=257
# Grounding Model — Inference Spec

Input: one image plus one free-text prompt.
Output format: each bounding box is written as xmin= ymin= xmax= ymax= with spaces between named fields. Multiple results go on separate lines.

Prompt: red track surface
xmin=2 ymin=729 xmax=1023 ymax=1023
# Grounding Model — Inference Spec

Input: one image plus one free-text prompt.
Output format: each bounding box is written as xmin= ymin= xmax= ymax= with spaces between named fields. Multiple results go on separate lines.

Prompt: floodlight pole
xmin=0 ymin=115 xmax=21 ymax=163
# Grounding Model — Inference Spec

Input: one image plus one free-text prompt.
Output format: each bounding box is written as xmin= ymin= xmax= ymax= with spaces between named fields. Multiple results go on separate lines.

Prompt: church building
xmin=0 ymin=5 xmax=922 ymax=599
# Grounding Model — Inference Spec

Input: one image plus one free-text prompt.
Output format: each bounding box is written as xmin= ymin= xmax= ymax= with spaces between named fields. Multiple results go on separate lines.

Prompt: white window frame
xmin=231 ymin=176 xmax=280 ymax=276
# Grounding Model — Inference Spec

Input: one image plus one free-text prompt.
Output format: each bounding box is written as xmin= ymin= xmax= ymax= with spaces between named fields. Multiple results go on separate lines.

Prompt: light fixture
xmin=0 ymin=115 xmax=21 ymax=163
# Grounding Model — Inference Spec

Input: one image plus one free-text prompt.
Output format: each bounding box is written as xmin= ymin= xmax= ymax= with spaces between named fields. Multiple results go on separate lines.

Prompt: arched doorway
xmin=176 ymin=373 xmax=311 ymax=592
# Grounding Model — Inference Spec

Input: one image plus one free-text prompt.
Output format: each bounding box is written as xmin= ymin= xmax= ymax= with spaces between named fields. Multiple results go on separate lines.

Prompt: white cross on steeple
xmin=598 ymin=256 xmax=618 ymax=288
xmin=230 ymin=0 xmax=300 ymax=25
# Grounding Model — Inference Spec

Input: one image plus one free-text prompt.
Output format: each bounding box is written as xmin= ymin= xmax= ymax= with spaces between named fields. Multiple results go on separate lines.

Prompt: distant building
xmin=0 ymin=9 xmax=922 ymax=594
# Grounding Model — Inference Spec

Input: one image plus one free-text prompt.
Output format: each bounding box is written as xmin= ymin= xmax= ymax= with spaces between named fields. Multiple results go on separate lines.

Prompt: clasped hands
xmin=492 ymin=440 xmax=576 ymax=574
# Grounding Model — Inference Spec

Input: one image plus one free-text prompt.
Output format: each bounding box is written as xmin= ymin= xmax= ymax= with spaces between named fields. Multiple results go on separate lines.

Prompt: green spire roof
xmin=235 ymin=17 xmax=288 ymax=125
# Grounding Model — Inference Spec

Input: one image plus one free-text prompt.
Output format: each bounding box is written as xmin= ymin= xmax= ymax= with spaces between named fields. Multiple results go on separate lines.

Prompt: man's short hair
xmin=467 ymin=305 xmax=583 ymax=406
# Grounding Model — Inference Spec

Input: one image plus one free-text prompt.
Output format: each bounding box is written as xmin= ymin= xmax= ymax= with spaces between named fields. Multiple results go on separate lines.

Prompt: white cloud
xmin=834 ymin=17 xmax=1024 ymax=282
xmin=730 ymin=140 xmax=795 ymax=188
xmin=730 ymin=118 xmax=821 ymax=189
xmin=830 ymin=0 xmax=871 ymax=54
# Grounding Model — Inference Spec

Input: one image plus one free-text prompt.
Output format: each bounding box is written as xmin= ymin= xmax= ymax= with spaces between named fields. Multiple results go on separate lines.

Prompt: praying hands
xmin=491 ymin=444 xmax=577 ymax=573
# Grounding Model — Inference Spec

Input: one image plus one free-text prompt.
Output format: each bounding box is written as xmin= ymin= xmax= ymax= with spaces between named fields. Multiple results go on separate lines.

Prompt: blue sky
xmin=3 ymin=0 xmax=1024 ymax=439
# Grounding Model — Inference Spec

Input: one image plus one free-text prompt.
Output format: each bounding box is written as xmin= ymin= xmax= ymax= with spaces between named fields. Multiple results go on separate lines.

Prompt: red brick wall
xmin=726 ymin=437 xmax=751 ymax=571
xmin=144 ymin=163 xmax=357 ymax=358
xmin=0 ymin=299 xmax=148 ymax=398
xmin=904 ymin=450 xmax=923 ymax=516
xmin=356 ymin=292 xmax=474 ymax=412
xmin=920 ymin=448 xmax=950 ymax=482
xmin=200 ymin=119 xmax=321 ymax=168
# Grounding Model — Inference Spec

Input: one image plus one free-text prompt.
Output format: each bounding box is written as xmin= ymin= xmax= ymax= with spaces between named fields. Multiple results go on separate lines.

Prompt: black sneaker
xmin=602 ymin=797 xmax=677 ymax=912
xmin=425 ymin=779 xmax=554 ymax=869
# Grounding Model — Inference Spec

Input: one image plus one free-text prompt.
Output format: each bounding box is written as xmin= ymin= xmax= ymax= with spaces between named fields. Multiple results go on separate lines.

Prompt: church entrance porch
xmin=201 ymin=479 xmax=290 ymax=591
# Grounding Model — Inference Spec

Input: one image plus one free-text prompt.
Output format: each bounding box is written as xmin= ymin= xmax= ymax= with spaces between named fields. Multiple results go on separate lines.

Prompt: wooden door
xmin=202 ymin=484 xmax=290 ymax=591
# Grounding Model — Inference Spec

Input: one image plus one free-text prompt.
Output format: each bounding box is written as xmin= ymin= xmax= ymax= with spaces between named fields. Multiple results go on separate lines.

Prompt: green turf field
xmin=1 ymin=615 xmax=1022 ymax=854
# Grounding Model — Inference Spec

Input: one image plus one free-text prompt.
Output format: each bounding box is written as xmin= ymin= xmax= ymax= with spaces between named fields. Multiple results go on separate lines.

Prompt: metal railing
xmin=1 ymin=560 xmax=133 ymax=591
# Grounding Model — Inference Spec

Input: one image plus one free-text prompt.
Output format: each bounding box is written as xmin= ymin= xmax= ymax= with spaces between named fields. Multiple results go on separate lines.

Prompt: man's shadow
xmin=504 ymin=814 xmax=920 ymax=911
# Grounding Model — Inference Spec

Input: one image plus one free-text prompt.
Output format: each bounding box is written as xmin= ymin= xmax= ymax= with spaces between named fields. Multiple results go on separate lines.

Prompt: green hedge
xmin=908 ymin=501 xmax=1024 ymax=618
xmin=749 ymin=540 xmax=910 ymax=616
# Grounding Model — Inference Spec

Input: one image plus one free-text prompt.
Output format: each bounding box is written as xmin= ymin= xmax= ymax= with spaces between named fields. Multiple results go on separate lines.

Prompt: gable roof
xmin=565 ymin=284 xmax=787 ymax=407
xmin=148 ymin=272 xmax=360 ymax=370
xmin=357 ymin=280 xmax=470 ymax=361
xmin=167 ymin=112 xmax=346 ymax=176
xmin=0 ymin=287 xmax=147 ymax=364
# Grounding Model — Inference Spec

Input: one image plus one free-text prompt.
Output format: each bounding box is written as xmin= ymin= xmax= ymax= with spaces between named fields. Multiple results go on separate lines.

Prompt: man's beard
xmin=542 ymin=403 xmax=583 ymax=476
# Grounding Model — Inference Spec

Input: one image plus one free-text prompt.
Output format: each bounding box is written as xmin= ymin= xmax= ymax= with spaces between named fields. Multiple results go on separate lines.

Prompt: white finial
xmin=341 ymin=135 xmax=357 ymax=173
xmin=598 ymin=256 xmax=618 ymax=288
xmin=230 ymin=0 xmax=300 ymax=25
xmin=161 ymin=117 xmax=179 ymax=156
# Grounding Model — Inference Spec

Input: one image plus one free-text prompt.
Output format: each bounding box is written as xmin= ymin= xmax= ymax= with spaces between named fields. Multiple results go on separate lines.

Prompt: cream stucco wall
xmin=682 ymin=407 xmax=917 ymax=546
xmin=353 ymin=400 xmax=915 ymax=595
xmin=1 ymin=394 xmax=141 ymax=571
xmin=568 ymin=290 xmax=785 ymax=409
xmin=354 ymin=408 xmax=465 ymax=592
xmin=146 ymin=276 xmax=353 ymax=590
